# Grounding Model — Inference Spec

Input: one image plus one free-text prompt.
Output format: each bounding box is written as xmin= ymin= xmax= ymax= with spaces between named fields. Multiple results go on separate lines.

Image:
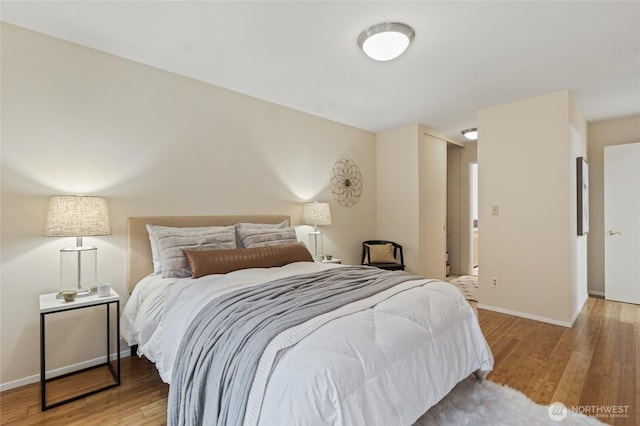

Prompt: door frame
xmin=468 ymin=161 xmax=478 ymax=275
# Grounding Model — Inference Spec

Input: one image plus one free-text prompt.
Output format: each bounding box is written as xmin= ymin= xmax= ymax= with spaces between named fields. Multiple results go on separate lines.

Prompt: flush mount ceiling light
xmin=357 ymin=22 xmax=415 ymax=61
xmin=461 ymin=128 xmax=478 ymax=141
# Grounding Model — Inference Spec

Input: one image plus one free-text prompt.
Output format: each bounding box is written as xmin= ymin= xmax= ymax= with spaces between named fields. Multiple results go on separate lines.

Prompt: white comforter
xmin=121 ymin=262 xmax=493 ymax=426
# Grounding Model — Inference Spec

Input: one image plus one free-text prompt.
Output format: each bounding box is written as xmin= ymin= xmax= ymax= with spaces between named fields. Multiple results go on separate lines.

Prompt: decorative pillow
xmin=184 ymin=242 xmax=313 ymax=278
xmin=155 ymin=226 xmax=236 ymax=278
xmin=234 ymin=221 xmax=289 ymax=248
xmin=366 ymin=243 xmax=397 ymax=264
xmin=146 ymin=224 xmax=165 ymax=274
xmin=236 ymin=226 xmax=298 ymax=248
xmin=147 ymin=224 xmax=235 ymax=275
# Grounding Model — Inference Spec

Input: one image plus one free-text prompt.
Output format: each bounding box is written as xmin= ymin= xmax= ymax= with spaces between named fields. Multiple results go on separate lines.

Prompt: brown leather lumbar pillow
xmin=184 ymin=242 xmax=314 ymax=278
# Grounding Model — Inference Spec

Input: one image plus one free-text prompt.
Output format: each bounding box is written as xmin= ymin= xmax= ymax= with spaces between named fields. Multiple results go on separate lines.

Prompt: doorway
xmin=469 ymin=162 xmax=478 ymax=276
xmin=604 ymin=142 xmax=640 ymax=304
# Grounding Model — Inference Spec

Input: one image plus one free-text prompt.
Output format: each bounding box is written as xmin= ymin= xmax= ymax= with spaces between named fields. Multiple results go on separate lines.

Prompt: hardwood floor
xmin=0 ymin=356 xmax=168 ymax=425
xmin=480 ymin=297 xmax=639 ymax=426
xmin=1 ymin=297 xmax=637 ymax=425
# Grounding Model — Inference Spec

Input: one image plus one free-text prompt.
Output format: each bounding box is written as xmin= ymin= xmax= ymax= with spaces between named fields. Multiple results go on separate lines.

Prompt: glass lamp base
xmin=60 ymin=246 xmax=97 ymax=293
xmin=309 ymin=231 xmax=324 ymax=261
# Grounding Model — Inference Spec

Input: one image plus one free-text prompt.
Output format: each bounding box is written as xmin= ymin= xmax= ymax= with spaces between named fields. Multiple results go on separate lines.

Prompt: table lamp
xmin=44 ymin=195 xmax=111 ymax=295
xmin=302 ymin=201 xmax=332 ymax=261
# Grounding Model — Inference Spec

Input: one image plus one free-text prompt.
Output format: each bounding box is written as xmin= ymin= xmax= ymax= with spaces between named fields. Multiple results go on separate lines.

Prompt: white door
xmin=604 ymin=142 xmax=640 ymax=304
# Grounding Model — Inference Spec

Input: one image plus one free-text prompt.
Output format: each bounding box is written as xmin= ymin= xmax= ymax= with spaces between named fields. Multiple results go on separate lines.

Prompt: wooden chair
xmin=361 ymin=240 xmax=405 ymax=271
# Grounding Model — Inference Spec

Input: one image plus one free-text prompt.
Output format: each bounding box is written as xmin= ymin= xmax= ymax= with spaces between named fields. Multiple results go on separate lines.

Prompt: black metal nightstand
xmin=39 ymin=290 xmax=120 ymax=410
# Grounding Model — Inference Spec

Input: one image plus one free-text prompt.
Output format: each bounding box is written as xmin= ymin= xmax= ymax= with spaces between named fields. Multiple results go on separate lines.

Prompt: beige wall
xmin=587 ymin=115 xmax=640 ymax=294
xmin=0 ymin=24 xmax=377 ymax=388
xmin=477 ymin=90 xmax=587 ymax=326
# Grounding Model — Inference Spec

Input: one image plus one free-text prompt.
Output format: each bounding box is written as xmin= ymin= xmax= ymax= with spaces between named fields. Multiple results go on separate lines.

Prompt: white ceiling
xmin=2 ymin=1 xmax=639 ymax=143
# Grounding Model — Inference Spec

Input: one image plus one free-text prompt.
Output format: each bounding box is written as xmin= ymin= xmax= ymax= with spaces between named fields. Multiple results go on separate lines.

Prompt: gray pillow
xmin=154 ymin=226 xmax=236 ymax=278
xmin=147 ymin=224 xmax=229 ymax=275
xmin=234 ymin=220 xmax=289 ymax=248
xmin=236 ymin=226 xmax=298 ymax=248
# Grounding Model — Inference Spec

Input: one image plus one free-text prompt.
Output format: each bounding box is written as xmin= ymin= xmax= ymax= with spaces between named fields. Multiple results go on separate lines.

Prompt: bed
xmin=121 ymin=215 xmax=493 ymax=426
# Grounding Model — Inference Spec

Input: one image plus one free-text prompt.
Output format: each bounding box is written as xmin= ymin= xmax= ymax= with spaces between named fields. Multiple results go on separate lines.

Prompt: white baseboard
xmin=477 ymin=304 xmax=577 ymax=328
xmin=0 ymin=349 xmax=131 ymax=392
xmin=478 ymin=292 xmax=589 ymax=328
xmin=589 ymin=290 xmax=605 ymax=297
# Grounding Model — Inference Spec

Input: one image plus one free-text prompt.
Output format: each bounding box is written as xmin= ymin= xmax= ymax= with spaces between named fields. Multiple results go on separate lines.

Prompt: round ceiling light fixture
xmin=461 ymin=128 xmax=478 ymax=141
xmin=357 ymin=22 xmax=415 ymax=61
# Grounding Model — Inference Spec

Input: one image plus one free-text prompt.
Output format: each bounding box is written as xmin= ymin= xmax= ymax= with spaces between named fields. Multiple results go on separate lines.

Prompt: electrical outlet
xmin=491 ymin=276 xmax=499 ymax=288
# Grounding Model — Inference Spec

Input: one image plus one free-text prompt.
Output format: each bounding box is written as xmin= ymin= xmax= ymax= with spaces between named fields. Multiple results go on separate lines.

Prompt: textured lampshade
xmin=302 ymin=202 xmax=332 ymax=227
xmin=302 ymin=202 xmax=331 ymax=261
xmin=44 ymin=195 xmax=111 ymax=294
xmin=44 ymin=195 xmax=111 ymax=237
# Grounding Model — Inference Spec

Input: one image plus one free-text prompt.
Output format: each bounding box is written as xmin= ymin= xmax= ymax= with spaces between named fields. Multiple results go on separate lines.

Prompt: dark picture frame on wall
xmin=577 ymin=156 xmax=589 ymax=235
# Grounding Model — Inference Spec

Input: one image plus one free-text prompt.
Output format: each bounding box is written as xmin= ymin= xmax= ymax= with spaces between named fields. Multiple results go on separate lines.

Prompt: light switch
xmin=491 ymin=205 xmax=499 ymax=216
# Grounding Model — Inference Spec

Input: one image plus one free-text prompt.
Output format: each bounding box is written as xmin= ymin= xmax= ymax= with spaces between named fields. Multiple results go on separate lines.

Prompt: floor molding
xmin=0 ymin=349 xmax=131 ymax=392
xmin=478 ymin=294 xmax=588 ymax=328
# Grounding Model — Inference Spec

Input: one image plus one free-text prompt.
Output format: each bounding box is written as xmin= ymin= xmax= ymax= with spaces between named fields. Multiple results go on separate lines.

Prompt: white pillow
xmin=234 ymin=220 xmax=289 ymax=248
xmin=146 ymin=225 xmax=236 ymax=277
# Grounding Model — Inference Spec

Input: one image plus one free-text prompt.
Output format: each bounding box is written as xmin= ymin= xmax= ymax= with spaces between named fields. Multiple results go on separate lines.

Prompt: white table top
xmin=39 ymin=289 xmax=120 ymax=313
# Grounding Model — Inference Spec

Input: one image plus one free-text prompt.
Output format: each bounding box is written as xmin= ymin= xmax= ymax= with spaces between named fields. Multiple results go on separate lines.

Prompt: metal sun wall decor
xmin=330 ymin=158 xmax=363 ymax=207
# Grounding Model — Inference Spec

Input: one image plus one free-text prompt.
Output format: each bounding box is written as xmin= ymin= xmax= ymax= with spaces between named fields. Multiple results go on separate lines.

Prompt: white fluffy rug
xmin=413 ymin=378 xmax=604 ymax=426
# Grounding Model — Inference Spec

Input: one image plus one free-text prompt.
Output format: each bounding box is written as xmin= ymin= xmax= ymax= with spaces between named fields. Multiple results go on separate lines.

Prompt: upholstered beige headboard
xmin=127 ymin=215 xmax=291 ymax=293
